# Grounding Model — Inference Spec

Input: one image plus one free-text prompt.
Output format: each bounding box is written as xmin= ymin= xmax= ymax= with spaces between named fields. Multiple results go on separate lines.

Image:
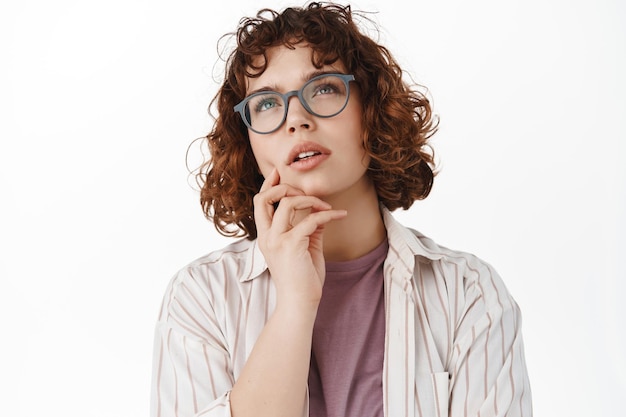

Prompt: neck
xmin=320 ymin=181 xmax=387 ymax=262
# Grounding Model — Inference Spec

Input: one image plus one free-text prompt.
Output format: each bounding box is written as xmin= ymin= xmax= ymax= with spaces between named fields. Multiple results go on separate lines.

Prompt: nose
xmin=284 ymin=95 xmax=314 ymax=133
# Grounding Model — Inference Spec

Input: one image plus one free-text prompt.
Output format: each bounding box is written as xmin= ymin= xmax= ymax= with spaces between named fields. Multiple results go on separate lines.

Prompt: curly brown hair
xmin=197 ymin=2 xmax=438 ymax=240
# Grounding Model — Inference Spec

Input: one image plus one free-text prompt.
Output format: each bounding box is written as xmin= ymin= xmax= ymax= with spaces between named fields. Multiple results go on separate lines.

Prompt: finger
xmin=254 ymin=181 xmax=305 ymax=235
xmin=270 ymin=195 xmax=333 ymax=233
xmin=255 ymin=169 xmax=279 ymax=234
xmin=259 ymin=167 xmax=280 ymax=193
xmin=289 ymin=209 xmax=348 ymax=238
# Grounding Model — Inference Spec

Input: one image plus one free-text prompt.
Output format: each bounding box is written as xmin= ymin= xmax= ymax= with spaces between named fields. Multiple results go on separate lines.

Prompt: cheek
xmin=343 ymin=102 xmax=364 ymax=145
xmin=249 ymin=137 xmax=274 ymax=176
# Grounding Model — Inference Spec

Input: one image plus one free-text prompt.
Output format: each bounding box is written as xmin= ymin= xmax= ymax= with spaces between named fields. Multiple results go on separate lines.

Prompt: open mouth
xmin=287 ymin=142 xmax=331 ymax=168
xmin=294 ymin=151 xmax=322 ymax=162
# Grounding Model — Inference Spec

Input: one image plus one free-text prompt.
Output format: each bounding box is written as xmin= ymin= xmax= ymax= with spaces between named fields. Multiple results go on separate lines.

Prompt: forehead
xmin=245 ymin=44 xmax=347 ymax=93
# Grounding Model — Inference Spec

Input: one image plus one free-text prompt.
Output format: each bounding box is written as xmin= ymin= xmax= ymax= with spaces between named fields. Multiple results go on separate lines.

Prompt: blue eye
xmin=253 ymin=95 xmax=281 ymax=113
xmin=314 ymin=83 xmax=341 ymax=97
xmin=306 ymin=77 xmax=346 ymax=100
xmin=316 ymin=84 xmax=336 ymax=95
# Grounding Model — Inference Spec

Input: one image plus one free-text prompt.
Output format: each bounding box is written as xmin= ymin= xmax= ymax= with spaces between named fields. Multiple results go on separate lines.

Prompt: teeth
xmin=296 ymin=151 xmax=318 ymax=161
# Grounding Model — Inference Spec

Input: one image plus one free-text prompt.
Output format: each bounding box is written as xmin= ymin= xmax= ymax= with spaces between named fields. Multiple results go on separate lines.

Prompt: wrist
xmin=274 ymin=296 xmax=320 ymax=322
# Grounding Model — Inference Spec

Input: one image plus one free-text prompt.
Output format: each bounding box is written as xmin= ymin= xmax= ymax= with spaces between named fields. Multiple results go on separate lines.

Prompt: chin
xmin=287 ymin=176 xmax=332 ymax=196
xmin=300 ymin=184 xmax=333 ymax=198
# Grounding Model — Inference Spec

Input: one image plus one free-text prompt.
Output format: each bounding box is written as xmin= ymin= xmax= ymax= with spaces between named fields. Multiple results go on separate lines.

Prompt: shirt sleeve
xmin=150 ymin=268 xmax=235 ymax=417
xmin=447 ymin=263 xmax=533 ymax=417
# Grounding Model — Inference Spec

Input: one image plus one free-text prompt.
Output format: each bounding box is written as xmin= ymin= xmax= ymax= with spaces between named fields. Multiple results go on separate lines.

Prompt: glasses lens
xmin=240 ymin=74 xmax=352 ymax=134
xmin=244 ymin=92 xmax=285 ymax=134
xmin=302 ymin=75 xmax=349 ymax=117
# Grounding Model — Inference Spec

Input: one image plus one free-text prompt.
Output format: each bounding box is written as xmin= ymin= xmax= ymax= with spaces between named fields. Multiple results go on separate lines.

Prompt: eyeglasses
xmin=233 ymin=73 xmax=356 ymax=134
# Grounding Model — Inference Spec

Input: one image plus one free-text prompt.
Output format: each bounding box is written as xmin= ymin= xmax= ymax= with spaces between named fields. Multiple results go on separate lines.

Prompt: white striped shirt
xmin=151 ymin=208 xmax=532 ymax=417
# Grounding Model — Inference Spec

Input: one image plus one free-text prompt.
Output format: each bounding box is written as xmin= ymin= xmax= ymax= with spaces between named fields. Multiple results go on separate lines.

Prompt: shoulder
xmin=411 ymin=228 xmax=517 ymax=313
xmin=384 ymin=208 xmax=496 ymax=280
xmin=182 ymin=238 xmax=257 ymax=281
xmin=165 ymin=238 xmax=250 ymax=289
xmin=384 ymin=209 xmax=514 ymax=310
xmin=157 ymin=238 xmax=264 ymax=321
xmin=411 ymin=228 xmax=495 ymax=278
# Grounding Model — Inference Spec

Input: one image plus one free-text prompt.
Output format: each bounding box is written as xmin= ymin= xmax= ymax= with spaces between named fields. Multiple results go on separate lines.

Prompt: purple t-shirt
xmin=308 ymin=239 xmax=388 ymax=417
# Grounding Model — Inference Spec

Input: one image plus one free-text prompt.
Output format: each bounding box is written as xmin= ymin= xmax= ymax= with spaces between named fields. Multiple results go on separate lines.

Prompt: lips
xmin=286 ymin=141 xmax=331 ymax=166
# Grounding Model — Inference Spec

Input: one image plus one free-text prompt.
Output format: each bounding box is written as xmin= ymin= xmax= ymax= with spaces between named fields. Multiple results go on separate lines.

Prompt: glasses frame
xmin=233 ymin=73 xmax=356 ymax=135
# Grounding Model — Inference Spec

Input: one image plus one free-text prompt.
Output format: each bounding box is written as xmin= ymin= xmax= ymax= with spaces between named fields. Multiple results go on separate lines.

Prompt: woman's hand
xmin=253 ymin=168 xmax=347 ymax=308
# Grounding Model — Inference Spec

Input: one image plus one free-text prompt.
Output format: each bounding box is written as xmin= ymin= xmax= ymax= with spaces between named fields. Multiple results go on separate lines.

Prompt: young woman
xmin=150 ymin=3 xmax=532 ymax=417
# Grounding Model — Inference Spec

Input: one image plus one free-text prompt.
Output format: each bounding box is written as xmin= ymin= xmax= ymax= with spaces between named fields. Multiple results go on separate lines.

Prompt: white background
xmin=1 ymin=0 xmax=624 ymax=416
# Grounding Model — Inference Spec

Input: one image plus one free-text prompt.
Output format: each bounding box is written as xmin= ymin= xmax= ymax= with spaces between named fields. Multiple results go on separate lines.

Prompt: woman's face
xmin=244 ymin=44 xmax=372 ymax=203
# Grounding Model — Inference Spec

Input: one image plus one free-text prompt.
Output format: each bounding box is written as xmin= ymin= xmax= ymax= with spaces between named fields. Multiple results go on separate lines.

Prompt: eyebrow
xmin=246 ymin=69 xmax=344 ymax=96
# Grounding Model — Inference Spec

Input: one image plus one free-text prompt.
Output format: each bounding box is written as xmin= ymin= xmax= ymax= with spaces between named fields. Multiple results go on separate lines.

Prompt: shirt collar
xmin=381 ymin=206 xmax=444 ymax=262
xmin=239 ymin=205 xmax=444 ymax=283
xmin=240 ymin=238 xmax=268 ymax=283
xmin=381 ymin=206 xmax=444 ymax=288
